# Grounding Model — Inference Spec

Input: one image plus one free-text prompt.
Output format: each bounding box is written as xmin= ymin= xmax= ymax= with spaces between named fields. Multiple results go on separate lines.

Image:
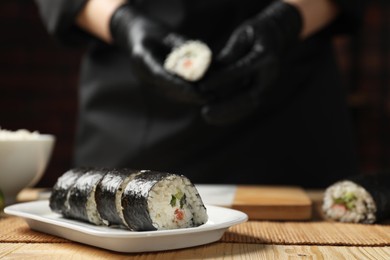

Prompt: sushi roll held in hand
xmin=49 ymin=168 xmax=208 ymax=231
xmin=164 ymin=40 xmax=212 ymax=82
xmin=322 ymin=174 xmax=390 ymax=224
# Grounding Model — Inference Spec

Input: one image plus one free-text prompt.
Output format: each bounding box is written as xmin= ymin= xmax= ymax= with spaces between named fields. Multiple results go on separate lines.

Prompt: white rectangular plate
xmin=5 ymin=200 xmax=247 ymax=253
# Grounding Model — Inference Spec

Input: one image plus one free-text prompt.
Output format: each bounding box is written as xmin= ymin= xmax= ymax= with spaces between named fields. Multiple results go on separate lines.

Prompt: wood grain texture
xmin=1 ymin=243 xmax=390 ymax=259
xmin=233 ymin=186 xmax=312 ymax=220
xmin=3 ymin=189 xmax=390 ymax=259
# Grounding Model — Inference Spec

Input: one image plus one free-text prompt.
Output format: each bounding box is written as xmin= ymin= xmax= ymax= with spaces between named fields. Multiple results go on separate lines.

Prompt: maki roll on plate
xmin=121 ymin=170 xmax=208 ymax=231
xmin=49 ymin=168 xmax=88 ymax=215
xmin=95 ymin=169 xmax=141 ymax=226
xmin=66 ymin=168 xmax=107 ymax=225
xmin=50 ymin=168 xmax=208 ymax=231
xmin=322 ymin=174 xmax=390 ymax=224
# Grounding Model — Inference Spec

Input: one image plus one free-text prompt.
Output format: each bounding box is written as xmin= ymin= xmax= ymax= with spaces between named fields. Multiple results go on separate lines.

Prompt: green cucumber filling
xmin=170 ymin=190 xmax=186 ymax=209
xmin=333 ymin=192 xmax=357 ymax=210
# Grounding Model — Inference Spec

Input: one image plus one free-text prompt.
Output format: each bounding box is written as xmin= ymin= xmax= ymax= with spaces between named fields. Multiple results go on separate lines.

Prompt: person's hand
xmin=110 ymin=4 xmax=205 ymax=104
xmin=200 ymin=1 xmax=302 ymax=125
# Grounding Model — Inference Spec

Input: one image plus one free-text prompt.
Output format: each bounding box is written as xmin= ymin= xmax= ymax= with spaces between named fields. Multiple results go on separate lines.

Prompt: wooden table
xmin=1 ymin=189 xmax=390 ymax=259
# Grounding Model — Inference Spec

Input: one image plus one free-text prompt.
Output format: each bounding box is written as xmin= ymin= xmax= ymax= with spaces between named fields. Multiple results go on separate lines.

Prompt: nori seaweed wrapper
xmin=49 ymin=168 xmax=89 ymax=214
xmin=66 ymin=168 xmax=108 ymax=223
xmin=95 ymin=168 xmax=138 ymax=226
xmin=122 ymin=170 xmax=171 ymax=231
xmin=347 ymin=173 xmax=390 ymax=222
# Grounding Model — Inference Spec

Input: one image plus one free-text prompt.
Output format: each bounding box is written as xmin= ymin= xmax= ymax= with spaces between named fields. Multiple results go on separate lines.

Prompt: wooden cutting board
xmin=196 ymin=185 xmax=312 ymax=220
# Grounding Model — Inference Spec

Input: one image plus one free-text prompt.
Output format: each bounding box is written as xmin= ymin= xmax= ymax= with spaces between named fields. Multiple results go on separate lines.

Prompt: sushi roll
xmin=49 ymin=168 xmax=88 ymax=215
xmin=66 ymin=168 xmax=108 ymax=225
xmin=95 ymin=169 xmax=141 ymax=226
xmin=49 ymin=168 xmax=208 ymax=231
xmin=322 ymin=174 xmax=390 ymax=224
xmin=121 ymin=170 xmax=208 ymax=231
xmin=164 ymin=40 xmax=212 ymax=81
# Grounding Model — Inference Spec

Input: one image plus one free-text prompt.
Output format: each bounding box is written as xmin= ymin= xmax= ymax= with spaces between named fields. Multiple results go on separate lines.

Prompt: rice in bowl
xmin=0 ymin=128 xmax=41 ymax=140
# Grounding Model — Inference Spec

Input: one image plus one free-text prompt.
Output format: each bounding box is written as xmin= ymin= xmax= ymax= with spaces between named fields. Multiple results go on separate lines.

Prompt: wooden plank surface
xmin=232 ymin=185 xmax=312 ymax=220
xmin=1 ymin=243 xmax=390 ymax=259
xmin=4 ymin=189 xmax=389 ymax=259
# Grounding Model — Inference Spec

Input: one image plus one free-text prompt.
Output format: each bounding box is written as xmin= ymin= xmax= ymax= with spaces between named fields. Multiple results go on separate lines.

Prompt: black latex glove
xmin=110 ymin=4 xmax=205 ymax=104
xmin=200 ymin=1 xmax=302 ymax=125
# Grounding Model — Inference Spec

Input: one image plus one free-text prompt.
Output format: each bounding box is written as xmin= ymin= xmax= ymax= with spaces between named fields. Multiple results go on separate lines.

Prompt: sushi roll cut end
xmin=322 ymin=180 xmax=377 ymax=223
xmin=164 ymin=40 xmax=212 ymax=81
xmin=122 ymin=172 xmax=208 ymax=231
xmin=146 ymin=175 xmax=208 ymax=230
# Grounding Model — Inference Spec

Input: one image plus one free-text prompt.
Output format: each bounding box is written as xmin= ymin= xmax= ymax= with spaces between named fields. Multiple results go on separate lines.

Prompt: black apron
xmin=74 ymin=0 xmax=359 ymax=188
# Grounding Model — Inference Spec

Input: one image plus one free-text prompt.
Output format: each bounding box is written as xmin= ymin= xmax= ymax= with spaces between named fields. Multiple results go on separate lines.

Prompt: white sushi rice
xmin=164 ymin=40 xmax=212 ymax=81
xmin=147 ymin=175 xmax=208 ymax=230
xmin=86 ymin=184 xmax=103 ymax=225
xmin=0 ymin=128 xmax=41 ymax=140
xmin=322 ymin=180 xmax=377 ymax=223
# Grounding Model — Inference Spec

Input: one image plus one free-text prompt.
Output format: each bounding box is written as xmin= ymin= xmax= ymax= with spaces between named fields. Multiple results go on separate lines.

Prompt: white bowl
xmin=0 ymin=134 xmax=55 ymax=205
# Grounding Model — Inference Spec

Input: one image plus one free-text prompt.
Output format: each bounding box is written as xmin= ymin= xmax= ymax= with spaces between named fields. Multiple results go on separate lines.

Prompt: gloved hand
xmin=110 ymin=4 xmax=205 ymax=104
xmin=200 ymin=1 xmax=302 ymax=125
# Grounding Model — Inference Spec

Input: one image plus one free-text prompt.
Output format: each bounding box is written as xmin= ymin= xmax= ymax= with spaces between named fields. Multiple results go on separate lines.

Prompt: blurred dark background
xmin=1 ymin=0 xmax=389 ymax=187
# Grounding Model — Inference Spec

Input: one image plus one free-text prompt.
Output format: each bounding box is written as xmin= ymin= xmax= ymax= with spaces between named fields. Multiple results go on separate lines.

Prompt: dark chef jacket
xmin=35 ymin=0 xmax=365 ymax=187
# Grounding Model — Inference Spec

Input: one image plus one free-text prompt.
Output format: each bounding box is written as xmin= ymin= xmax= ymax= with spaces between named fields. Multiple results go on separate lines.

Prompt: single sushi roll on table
xmin=50 ymin=168 xmax=208 ymax=231
xmin=322 ymin=174 xmax=390 ymax=224
xmin=164 ymin=40 xmax=212 ymax=81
